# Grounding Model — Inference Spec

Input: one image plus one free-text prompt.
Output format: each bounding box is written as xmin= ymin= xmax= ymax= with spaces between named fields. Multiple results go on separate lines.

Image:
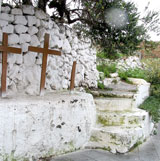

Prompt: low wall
xmin=0 ymin=92 xmax=96 ymax=161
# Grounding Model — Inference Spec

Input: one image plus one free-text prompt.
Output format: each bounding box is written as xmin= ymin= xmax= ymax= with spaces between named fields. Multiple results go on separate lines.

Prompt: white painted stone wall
xmin=0 ymin=92 xmax=96 ymax=161
xmin=98 ymin=56 xmax=145 ymax=71
xmin=0 ymin=5 xmax=99 ymax=96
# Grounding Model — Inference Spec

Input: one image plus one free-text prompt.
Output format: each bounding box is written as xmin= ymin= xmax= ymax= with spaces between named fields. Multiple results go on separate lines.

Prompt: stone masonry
xmin=0 ymin=5 xmax=99 ymax=95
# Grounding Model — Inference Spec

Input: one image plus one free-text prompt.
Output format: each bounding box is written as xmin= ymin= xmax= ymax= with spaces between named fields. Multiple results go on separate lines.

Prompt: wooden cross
xmin=28 ymin=33 xmax=61 ymax=95
xmin=0 ymin=33 xmax=22 ymax=97
xmin=70 ymin=61 xmax=77 ymax=91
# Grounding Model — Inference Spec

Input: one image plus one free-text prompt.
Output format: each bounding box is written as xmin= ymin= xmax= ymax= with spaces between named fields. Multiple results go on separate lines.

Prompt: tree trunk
xmin=38 ymin=0 xmax=49 ymax=12
xmin=22 ymin=0 xmax=32 ymax=5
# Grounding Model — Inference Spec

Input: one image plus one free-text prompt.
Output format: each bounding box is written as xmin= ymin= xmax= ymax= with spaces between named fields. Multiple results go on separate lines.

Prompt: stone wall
xmin=0 ymin=5 xmax=99 ymax=95
xmin=98 ymin=56 xmax=144 ymax=71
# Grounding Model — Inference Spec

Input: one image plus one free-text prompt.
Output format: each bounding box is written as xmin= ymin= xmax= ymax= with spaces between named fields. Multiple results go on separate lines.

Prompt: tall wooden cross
xmin=70 ymin=61 xmax=77 ymax=91
xmin=0 ymin=32 xmax=22 ymax=97
xmin=28 ymin=33 xmax=61 ymax=95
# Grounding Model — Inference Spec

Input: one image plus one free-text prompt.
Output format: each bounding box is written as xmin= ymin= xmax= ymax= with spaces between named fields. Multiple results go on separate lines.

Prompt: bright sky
xmin=128 ymin=0 xmax=160 ymax=41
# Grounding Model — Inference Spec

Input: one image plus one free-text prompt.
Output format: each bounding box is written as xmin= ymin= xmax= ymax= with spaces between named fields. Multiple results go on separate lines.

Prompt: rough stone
xmin=19 ymin=34 xmax=31 ymax=44
xmin=0 ymin=13 xmax=14 ymax=22
xmin=110 ymin=73 xmax=119 ymax=78
xmin=50 ymin=35 xmax=62 ymax=48
xmin=1 ymin=6 xmax=11 ymax=13
xmin=37 ymin=27 xmax=46 ymax=42
xmin=28 ymin=26 xmax=38 ymax=35
xmin=30 ymin=35 xmax=40 ymax=46
xmin=8 ymin=34 xmax=19 ymax=45
xmin=2 ymin=24 xmax=14 ymax=34
xmin=23 ymin=52 xmax=36 ymax=66
xmin=15 ymin=24 xmax=28 ymax=34
xmin=22 ymin=5 xmax=35 ymax=15
xmin=11 ymin=8 xmax=23 ymax=15
xmin=0 ymin=19 xmax=8 ymax=27
xmin=14 ymin=15 xmax=27 ymax=25
xmin=40 ymin=20 xmax=49 ymax=28
xmin=36 ymin=19 xmax=41 ymax=27
xmin=27 ymin=16 xmax=37 ymax=26
xmin=21 ymin=43 xmax=30 ymax=52
xmin=62 ymin=39 xmax=71 ymax=53
xmin=35 ymin=9 xmax=49 ymax=20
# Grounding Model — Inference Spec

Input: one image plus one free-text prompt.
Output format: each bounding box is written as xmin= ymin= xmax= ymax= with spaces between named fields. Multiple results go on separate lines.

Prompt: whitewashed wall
xmin=0 ymin=92 xmax=96 ymax=161
xmin=0 ymin=5 xmax=99 ymax=95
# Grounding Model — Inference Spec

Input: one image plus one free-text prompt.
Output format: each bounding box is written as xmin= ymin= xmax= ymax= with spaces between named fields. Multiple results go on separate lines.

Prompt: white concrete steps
xmin=90 ymin=90 xmax=135 ymax=98
xmin=96 ymin=109 xmax=147 ymax=127
xmin=87 ymin=126 xmax=145 ymax=153
xmin=87 ymin=78 xmax=153 ymax=153
xmin=95 ymin=97 xmax=136 ymax=111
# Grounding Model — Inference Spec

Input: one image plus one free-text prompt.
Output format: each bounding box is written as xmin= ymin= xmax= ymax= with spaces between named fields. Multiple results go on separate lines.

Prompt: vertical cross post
xmin=0 ymin=33 xmax=22 ymax=97
xmin=70 ymin=61 xmax=76 ymax=91
xmin=28 ymin=33 xmax=61 ymax=95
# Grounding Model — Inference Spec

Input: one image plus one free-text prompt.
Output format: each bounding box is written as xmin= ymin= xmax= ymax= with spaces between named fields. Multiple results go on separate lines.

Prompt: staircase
xmin=86 ymin=78 xmax=154 ymax=153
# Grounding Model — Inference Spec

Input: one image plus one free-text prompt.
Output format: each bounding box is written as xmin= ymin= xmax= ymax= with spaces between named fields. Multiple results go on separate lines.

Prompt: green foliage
xmin=144 ymin=58 xmax=160 ymax=84
xmin=97 ymin=51 xmax=124 ymax=59
xmin=118 ymin=70 xmax=129 ymax=81
xmin=143 ymin=58 xmax=160 ymax=98
xmin=151 ymin=85 xmax=160 ymax=98
xmin=97 ymin=63 xmax=117 ymax=77
xmin=139 ymin=58 xmax=160 ymax=123
xmin=140 ymin=96 xmax=160 ymax=123
xmin=75 ymin=0 xmax=147 ymax=56
xmin=98 ymin=81 xmax=105 ymax=89
xmin=118 ymin=68 xmax=147 ymax=80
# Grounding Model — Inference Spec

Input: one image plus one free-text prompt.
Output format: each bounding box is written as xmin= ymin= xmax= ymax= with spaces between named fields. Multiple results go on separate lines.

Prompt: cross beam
xmin=28 ymin=33 xmax=61 ymax=95
xmin=70 ymin=61 xmax=77 ymax=91
xmin=0 ymin=33 xmax=22 ymax=97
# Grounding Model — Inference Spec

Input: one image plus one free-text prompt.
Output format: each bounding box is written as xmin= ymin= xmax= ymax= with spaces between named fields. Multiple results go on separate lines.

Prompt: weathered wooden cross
xmin=70 ymin=61 xmax=77 ymax=91
xmin=0 ymin=33 xmax=22 ymax=97
xmin=28 ymin=33 xmax=61 ymax=95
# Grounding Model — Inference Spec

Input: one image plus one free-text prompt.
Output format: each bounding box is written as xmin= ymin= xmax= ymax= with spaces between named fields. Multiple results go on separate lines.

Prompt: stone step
xmin=95 ymin=97 xmax=136 ymax=111
xmin=90 ymin=89 xmax=135 ymax=98
xmin=87 ymin=126 xmax=146 ymax=153
xmin=96 ymin=109 xmax=147 ymax=127
xmin=105 ymin=81 xmax=138 ymax=92
xmin=86 ymin=109 xmax=154 ymax=154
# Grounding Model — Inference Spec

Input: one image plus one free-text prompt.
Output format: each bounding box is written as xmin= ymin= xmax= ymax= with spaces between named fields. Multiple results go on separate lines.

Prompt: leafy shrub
xmin=140 ymin=96 xmax=160 ymax=123
xmin=118 ymin=68 xmax=147 ymax=80
xmin=117 ymin=70 xmax=129 ymax=81
xmin=144 ymin=58 xmax=160 ymax=98
xmin=97 ymin=51 xmax=124 ymax=59
xmin=139 ymin=58 xmax=160 ymax=123
xmin=150 ymin=85 xmax=160 ymax=98
xmin=144 ymin=58 xmax=160 ymax=84
xmin=98 ymin=81 xmax=105 ymax=89
xmin=97 ymin=63 xmax=117 ymax=77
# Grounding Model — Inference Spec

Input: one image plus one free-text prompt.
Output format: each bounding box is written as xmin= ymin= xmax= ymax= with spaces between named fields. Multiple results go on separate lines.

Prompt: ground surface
xmin=49 ymin=123 xmax=160 ymax=161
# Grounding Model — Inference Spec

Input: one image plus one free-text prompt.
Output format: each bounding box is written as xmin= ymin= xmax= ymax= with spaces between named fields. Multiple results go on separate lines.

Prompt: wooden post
xmin=0 ymin=33 xmax=22 ymax=97
xmin=28 ymin=33 xmax=61 ymax=95
xmin=70 ymin=61 xmax=76 ymax=91
xmin=0 ymin=0 xmax=1 ymax=13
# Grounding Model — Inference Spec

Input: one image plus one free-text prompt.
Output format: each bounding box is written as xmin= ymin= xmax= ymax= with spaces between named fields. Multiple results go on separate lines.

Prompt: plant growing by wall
xmin=139 ymin=58 xmax=160 ymax=123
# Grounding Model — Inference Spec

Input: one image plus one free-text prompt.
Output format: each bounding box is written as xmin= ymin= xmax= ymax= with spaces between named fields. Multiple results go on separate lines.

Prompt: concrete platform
xmin=49 ymin=124 xmax=160 ymax=161
xmin=0 ymin=91 xmax=96 ymax=161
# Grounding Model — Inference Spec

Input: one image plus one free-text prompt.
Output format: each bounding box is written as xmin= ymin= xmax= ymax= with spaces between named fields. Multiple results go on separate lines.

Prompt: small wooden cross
xmin=28 ymin=33 xmax=61 ymax=95
xmin=0 ymin=32 xmax=22 ymax=97
xmin=70 ymin=61 xmax=77 ymax=91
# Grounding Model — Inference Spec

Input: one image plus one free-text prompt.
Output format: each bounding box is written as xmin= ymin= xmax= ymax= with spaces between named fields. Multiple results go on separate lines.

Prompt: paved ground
xmin=50 ymin=124 xmax=160 ymax=161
